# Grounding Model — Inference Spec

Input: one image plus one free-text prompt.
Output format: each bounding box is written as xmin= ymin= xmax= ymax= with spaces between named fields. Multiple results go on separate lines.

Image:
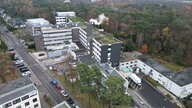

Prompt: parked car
xmin=55 ymin=85 xmax=62 ymax=90
xmin=16 ymin=63 xmax=24 ymax=68
xmin=22 ymin=71 xmax=31 ymax=77
xmin=13 ymin=54 xmax=19 ymax=61
xmin=51 ymin=80 xmax=57 ymax=85
xmin=67 ymin=98 xmax=74 ymax=104
xmin=61 ymin=90 xmax=68 ymax=97
xmin=15 ymin=60 xmax=23 ymax=65
xmin=20 ymin=67 xmax=29 ymax=72
xmin=18 ymin=66 xmax=27 ymax=70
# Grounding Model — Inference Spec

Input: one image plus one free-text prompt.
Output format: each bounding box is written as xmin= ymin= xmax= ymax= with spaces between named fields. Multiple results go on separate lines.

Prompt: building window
xmin=135 ymin=61 xmax=137 ymax=63
xmin=25 ymin=102 xmax=30 ymax=106
xmin=143 ymin=64 xmax=146 ymax=66
xmin=33 ymin=98 xmax=37 ymax=103
xmin=22 ymin=95 xmax=29 ymax=101
xmin=126 ymin=63 xmax=129 ymax=65
xmin=159 ymin=74 xmax=162 ymax=77
xmin=16 ymin=105 xmax=21 ymax=108
xmin=13 ymin=98 xmax=21 ymax=105
xmin=34 ymin=104 xmax=39 ymax=108
xmin=3 ymin=102 xmax=12 ymax=108
xmin=130 ymin=62 xmax=133 ymax=64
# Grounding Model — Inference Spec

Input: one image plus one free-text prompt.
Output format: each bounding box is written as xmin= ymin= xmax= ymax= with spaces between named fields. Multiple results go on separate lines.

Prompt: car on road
xmin=55 ymin=85 xmax=62 ymax=90
xmin=61 ymin=90 xmax=68 ymax=97
xmin=140 ymin=101 xmax=144 ymax=105
xmin=67 ymin=98 xmax=74 ymax=104
xmin=73 ymin=104 xmax=80 ymax=108
xmin=22 ymin=71 xmax=31 ymax=77
xmin=51 ymin=80 xmax=57 ymax=85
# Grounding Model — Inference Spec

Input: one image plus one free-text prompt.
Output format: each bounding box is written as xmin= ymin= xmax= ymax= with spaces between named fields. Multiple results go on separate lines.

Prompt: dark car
xmin=16 ymin=63 xmax=24 ymax=68
xmin=20 ymin=67 xmax=29 ymax=72
xmin=67 ymin=98 xmax=74 ymax=104
xmin=18 ymin=66 xmax=27 ymax=70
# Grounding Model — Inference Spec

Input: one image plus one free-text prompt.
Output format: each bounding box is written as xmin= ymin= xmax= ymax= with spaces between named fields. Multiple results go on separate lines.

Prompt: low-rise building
xmin=120 ymin=52 xmax=192 ymax=98
xmin=55 ymin=12 xmax=75 ymax=25
xmin=0 ymin=77 xmax=41 ymax=108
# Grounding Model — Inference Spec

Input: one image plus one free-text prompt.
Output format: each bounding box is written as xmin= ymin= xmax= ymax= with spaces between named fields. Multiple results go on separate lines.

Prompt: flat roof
xmin=53 ymin=101 xmax=70 ymax=108
xmin=120 ymin=51 xmax=142 ymax=62
xmin=137 ymin=55 xmax=173 ymax=77
xmin=93 ymin=31 xmax=121 ymax=44
xmin=137 ymin=55 xmax=192 ymax=86
xmin=27 ymin=18 xmax=50 ymax=27
xmin=99 ymin=63 xmax=122 ymax=78
xmin=170 ymin=67 xmax=192 ymax=86
xmin=0 ymin=77 xmax=37 ymax=104
xmin=56 ymin=12 xmax=75 ymax=17
xmin=78 ymin=55 xmax=97 ymax=65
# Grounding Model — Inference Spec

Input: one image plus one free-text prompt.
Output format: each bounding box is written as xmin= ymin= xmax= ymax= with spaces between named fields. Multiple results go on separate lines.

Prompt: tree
xmin=101 ymin=76 xmax=131 ymax=108
xmin=123 ymin=39 xmax=136 ymax=52
xmin=139 ymin=44 xmax=148 ymax=54
xmin=77 ymin=63 xmax=94 ymax=108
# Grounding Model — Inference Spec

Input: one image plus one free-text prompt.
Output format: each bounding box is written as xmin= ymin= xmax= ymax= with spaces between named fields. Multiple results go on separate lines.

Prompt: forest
xmin=1 ymin=0 xmax=192 ymax=67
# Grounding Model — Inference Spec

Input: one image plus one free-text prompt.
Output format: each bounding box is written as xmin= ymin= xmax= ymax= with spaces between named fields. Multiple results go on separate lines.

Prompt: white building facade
xmin=42 ymin=28 xmax=72 ymax=50
xmin=0 ymin=78 xmax=41 ymax=108
xmin=55 ymin=12 xmax=75 ymax=25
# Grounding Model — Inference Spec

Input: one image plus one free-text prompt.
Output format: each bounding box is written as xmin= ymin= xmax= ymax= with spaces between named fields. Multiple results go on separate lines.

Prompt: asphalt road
xmin=0 ymin=27 xmax=64 ymax=104
xmin=137 ymin=79 xmax=178 ymax=108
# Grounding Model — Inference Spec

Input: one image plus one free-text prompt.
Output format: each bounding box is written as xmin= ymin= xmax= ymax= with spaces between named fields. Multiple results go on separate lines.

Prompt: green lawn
xmin=144 ymin=76 xmax=160 ymax=87
xmin=162 ymin=62 xmax=183 ymax=71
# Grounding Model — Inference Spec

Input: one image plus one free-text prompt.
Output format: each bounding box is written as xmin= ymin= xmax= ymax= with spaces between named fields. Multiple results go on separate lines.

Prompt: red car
xmin=55 ymin=85 xmax=62 ymax=90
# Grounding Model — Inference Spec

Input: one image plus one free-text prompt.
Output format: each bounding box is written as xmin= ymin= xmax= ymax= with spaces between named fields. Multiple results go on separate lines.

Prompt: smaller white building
xmin=55 ymin=12 xmax=75 ymax=25
xmin=0 ymin=77 xmax=41 ymax=108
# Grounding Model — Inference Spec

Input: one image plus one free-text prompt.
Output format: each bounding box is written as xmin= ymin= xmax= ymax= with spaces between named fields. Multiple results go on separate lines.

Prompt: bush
xmin=28 ymin=43 xmax=35 ymax=49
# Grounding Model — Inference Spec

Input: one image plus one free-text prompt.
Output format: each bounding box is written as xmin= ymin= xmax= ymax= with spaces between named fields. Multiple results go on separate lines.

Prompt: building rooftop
xmin=56 ymin=12 xmax=75 ymax=17
xmin=120 ymin=51 xmax=142 ymax=62
xmin=53 ymin=101 xmax=70 ymax=108
xmin=137 ymin=55 xmax=173 ymax=77
xmin=69 ymin=17 xmax=85 ymax=25
xmin=0 ymin=77 xmax=37 ymax=104
xmin=78 ymin=55 xmax=97 ymax=65
xmin=170 ymin=67 xmax=192 ymax=86
xmin=99 ymin=63 xmax=122 ymax=78
xmin=137 ymin=55 xmax=192 ymax=86
xmin=93 ymin=31 xmax=121 ymax=44
xmin=27 ymin=18 xmax=50 ymax=27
